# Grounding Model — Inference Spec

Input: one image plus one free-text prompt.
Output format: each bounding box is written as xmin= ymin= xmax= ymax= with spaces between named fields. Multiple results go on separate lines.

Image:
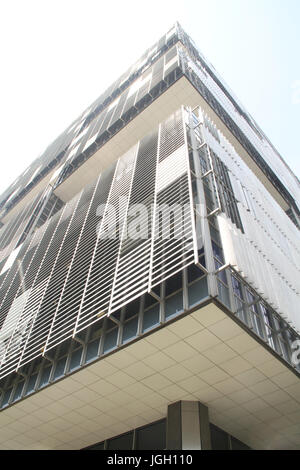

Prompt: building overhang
xmin=53 ymin=76 xmax=289 ymax=214
xmin=1 ymin=75 xmax=290 ymax=224
xmin=0 ymin=300 xmax=299 ymax=450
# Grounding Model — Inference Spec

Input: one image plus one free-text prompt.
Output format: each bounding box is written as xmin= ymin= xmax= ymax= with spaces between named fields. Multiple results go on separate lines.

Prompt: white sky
xmin=0 ymin=0 xmax=299 ymax=195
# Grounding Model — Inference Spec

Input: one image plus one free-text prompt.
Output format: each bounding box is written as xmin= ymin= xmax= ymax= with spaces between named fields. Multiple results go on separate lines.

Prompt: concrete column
xmin=166 ymin=400 xmax=211 ymax=450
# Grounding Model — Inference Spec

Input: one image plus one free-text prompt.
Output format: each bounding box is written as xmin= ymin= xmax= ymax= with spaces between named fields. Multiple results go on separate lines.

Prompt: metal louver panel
xmin=0 ymin=190 xmax=42 ymax=268
xmin=0 ymin=279 xmax=48 ymax=378
xmin=75 ymin=145 xmax=138 ymax=332
xmin=0 ymin=108 xmax=199 ymax=380
xmin=150 ymin=109 xmax=197 ymax=287
xmin=109 ymin=130 xmax=158 ymax=312
xmin=0 ymin=209 xmax=56 ymax=378
xmin=16 ymin=195 xmax=82 ymax=369
xmin=43 ymin=172 xmax=114 ymax=351
xmin=0 ymin=289 xmax=31 ymax=366
xmin=0 ymin=211 xmax=51 ymax=335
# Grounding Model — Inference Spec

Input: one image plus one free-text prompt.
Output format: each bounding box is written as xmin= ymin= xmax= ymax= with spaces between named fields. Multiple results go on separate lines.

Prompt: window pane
xmin=125 ymin=300 xmax=140 ymax=319
xmin=187 ymin=264 xmax=205 ymax=283
xmin=107 ymin=432 xmax=133 ymax=450
xmin=53 ymin=356 xmax=67 ymax=379
xmin=188 ymin=277 xmax=208 ymax=307
xmin=39 ymin=366 xmax=51 ymax=388
xmin=144 ymin=293 xmax=158 ymax=309
xmin=217 ymin=281 xmax=230 ymax=308
xmin=85 ymin=338 xmax=100 ymax=363
xmin=25 ymin=373 xmax=38 ymax=395
xmin=12 ymin=381 xmax=24 ymax=402
xmin=231 ymin=436 xmax=251 ymax=450
xmin=69 ymin=348 xmax=83 ymax=372
xmin=87 ymin=442 xmax=105 ymax=450
xmin=165 ymin=272 xmax=182 ymax=296
xmin=1 ymin=388 xmax=12 ymax=407
xmin=122 ymin=317 xmax=138 ymax=344
xmin=103 ymin=328 xmax=118 ymax=353
xmin=143 ymin=304 xmax=160 ymax=332
xmin=136 ymin=420 xmax=166 ymax=450
xmin=210 ymin=424 xmax=229 ymax=450
xmin=165 ymin=291 xmax=183 ymax=319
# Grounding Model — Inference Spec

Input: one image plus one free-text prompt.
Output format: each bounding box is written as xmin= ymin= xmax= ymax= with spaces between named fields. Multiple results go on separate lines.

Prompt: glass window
xmin=218 ymin=281 xmax=230 ymax=308
xmin=246 ymin=292 xmax=265 ymax=338
xmin=89 ymin=320 xmax=104 ymax=340
xmin=165 ymin=291 xmax=183 ymax=319
xmin=260 ymin=303 xmax=276 ymax=349
xmin=232 ymin=276 xmax=243 ymax=300
xmin=59 ymin=339 xmax=71 ymax=356
xmin=278 ymin=337 xmax=290 ymax=362
xmin=231 ymin=436 xmax=250 ymax=450
xmin=188 ymin=278 xmax=208 ymax=307
xmin=124 ymin=300 xmax=140 ymax=319
xmin=103 ymin=328 xmax=118 ymax=353
xmin=251 ymin=310 xmax=265 ymax=339
xmin=85 ymin=338 xmax=100 ymax=363
xmin=69 ymin=348 xmax=83 ymax=372
xmin=107 ymin=432 xmax=134 ymax=450
xmin=39 ymin=365 xmax=52 ymax=388
xmin=217 ymin=268 xmax=227 ymax=285
xmin=209 ymin=224 xmax=221 ymax=245
xmin=144 ymin=293 xmax=158 ymax=309
xmin=235 ymin=299 xmax=248 ymax=326
xmin=187 ymin=264 xmax=205 ymax=284
xmin=143 ymin=304 xmax=160 ymax=332
xmin=212 ymin=241 xmax=224 ymax=264
xmin=12 ymin=380 xmax=24 ymax=402
xmin=136 ymin=420 xmax=166 ymax=450
xmin=25 ymin=373 xmax=38 ymax=395
xmin=165 ymin=272 xmax=182 ymax=296
xmin=53 ymin=356 xmax=67 ymax=380
xmin=86 ymin=441 xmax=105 ymax=450
xmin=1 ymin=388 xmax=12 ymax=407
xmin=246 ymin=289 xmax=255 ymax=304
xmin=210 ymin=424 xmax=229 ymax=450
xmin=122 ymin=317 xmax=138 ymax=344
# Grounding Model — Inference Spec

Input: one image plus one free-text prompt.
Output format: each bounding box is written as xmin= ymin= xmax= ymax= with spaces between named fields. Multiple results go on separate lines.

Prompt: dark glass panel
xmin=69 ymin=348 xmax=83 ymax=372
xmin=136 ymin=420 xmax=166 ymax=450
xmin=107 ymin=432 xmax=133 ymax=450
xmin=210 ymin=424 xmax=229 ymax=450
xmin=231 ymin=436 xmax=251 ymax=450
xmin=122 ymin=317 xmax=138 ymax=344
xmin=103 ymin=328 xmax=118 ymax=353
xmin=53 ymin=356 xmax=67 ymax=379
xmin=187 ymin=264 xmax=205 ymax=284
xmin=165 ymin=272 xmax=182 ymax=296
xmin=165 ymin=291 xmax=183 ymax=319
xmin=85 ymin=338 xmax=100 ymax=363
xmin=143 ymin=304 xmax=160 ymax=331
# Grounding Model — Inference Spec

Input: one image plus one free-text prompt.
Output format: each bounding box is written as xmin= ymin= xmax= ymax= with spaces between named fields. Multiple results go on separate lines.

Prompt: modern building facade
xmin=0 ymin=23 xmax=299 ymax=450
